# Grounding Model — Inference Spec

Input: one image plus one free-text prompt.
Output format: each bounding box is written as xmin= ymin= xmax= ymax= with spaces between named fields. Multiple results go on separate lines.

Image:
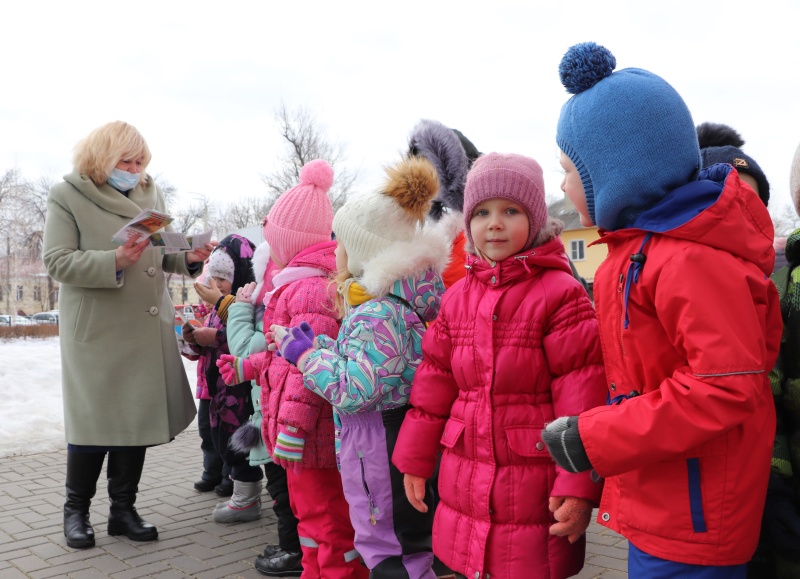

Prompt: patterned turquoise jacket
xmin=303 ymin=270 xmax=444 ymax=417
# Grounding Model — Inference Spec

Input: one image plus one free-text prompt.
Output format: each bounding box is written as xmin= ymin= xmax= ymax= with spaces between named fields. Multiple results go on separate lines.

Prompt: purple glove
xmin=277 ymin=322 xmax=315 ymax=366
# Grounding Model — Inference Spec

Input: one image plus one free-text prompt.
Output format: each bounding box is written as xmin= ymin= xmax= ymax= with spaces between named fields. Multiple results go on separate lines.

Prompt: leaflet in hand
xmin=111 ymin=209 xmax=212 ymax=253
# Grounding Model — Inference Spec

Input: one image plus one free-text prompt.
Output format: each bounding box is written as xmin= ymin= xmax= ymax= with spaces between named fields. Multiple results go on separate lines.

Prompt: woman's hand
xmin=187 ymin=241 xmax=217 ymax=264
xmin=195 ymin=277 xmax=223 ymax=305
xmin=115 ymin=235 xmax=150 ymax=270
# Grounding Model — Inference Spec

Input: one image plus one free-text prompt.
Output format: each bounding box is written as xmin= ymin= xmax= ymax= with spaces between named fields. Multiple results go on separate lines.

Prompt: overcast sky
xmin=2 ymin=0 xmax=799 ymax=221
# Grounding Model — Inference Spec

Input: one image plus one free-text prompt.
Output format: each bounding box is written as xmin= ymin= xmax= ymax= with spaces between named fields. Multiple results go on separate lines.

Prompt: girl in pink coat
xmin=392 ymin=153 xmax=607 ymax=579
xmin=218 ymin=160 xmax=366 ymax=579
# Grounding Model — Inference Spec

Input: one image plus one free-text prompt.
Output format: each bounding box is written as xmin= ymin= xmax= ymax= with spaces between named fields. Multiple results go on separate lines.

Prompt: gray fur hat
xmin=408 ymin=120 xmax=474 ymax=220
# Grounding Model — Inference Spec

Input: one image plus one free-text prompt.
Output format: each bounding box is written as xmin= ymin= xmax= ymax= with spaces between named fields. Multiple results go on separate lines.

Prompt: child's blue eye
xmin=474 ymin=210 xmax=488 ymax=217
xmin=506 ymin=208 xmax=519 ymax=215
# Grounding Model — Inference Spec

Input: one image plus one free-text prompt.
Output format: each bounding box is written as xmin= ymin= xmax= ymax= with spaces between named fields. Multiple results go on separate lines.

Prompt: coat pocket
xmin=73 ymin=296 xmax=93 ymax=343
xmin=506 ymin=426 xmax=550 ymax=459
xmin=440 ymin=417 xmax=466 ymax=449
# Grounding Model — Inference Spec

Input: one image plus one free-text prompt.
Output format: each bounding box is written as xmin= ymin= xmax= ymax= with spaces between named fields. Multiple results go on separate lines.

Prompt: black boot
xmin=64 ymin=451 xmax=105 ymax=549
xmin=106 ymin=448 xmax=158 ymax=542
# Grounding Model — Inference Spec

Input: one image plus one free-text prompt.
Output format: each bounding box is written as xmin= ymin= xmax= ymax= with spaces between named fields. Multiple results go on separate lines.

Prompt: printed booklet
xmin=111 ymin=209 xmax=212 ymax=253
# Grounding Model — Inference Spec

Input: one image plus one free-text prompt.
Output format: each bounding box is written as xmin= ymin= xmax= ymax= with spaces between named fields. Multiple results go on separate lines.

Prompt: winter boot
xmin=213 ymin=480 xmax=262 ymax=523
xmin=106 ymin=448 xmax=158 ymax=541
xmin=254 ymin=547 xmax=303 ymax=577
xmin=63 ymin=451 xmax=105 ymax=549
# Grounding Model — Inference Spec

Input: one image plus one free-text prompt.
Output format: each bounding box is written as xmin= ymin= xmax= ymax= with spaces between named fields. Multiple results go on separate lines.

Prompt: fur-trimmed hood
xmin=358 ymin=226 xmax=450 ymax=301
xmin=250 ymin=240 xmax=271 ymax=306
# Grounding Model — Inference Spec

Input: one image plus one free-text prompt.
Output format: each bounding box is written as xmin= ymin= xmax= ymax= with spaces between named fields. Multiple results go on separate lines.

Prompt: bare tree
xmin=770 ymin=201 xmax=800 ymax=238
xmin=209 ymin=196 xmax=271 ymax=238
xmin=262 ymin=103 xmax=358 ymax=212
xmin=152 ymin=174 xmax=178 ymax=210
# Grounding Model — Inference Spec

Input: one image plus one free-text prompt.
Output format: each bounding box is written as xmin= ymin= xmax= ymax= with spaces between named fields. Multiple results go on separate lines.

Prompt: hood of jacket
xmin=286 ymin=240 xmax=337 ymax=275
xmin=599 ymin=164 xmax=775 ymax=276
xmin=358 ymin=226 xmax=450 ymax=298
xmin=64 ymin=169 xmax=158 ymax=219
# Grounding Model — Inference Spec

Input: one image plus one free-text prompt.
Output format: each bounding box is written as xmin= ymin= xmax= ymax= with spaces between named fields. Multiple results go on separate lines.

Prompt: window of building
xmin=16 ymin=286 xmax=23 ymax=301
xmin=570 ymin=239 xmax=586 ymax=261
xmin=34 ymin=286 xmax=42 ymax=301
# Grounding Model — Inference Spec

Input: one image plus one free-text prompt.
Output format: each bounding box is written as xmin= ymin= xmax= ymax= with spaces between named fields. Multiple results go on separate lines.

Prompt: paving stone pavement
xmin=0 ymin=427 xmax=629 ymax=578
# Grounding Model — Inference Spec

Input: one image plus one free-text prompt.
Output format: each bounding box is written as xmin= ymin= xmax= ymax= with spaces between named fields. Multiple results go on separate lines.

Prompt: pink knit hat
xmin=263 ymin=159 xmax=335 ymax=265
xmin=462 ymin=153 xmax=548 ymax=252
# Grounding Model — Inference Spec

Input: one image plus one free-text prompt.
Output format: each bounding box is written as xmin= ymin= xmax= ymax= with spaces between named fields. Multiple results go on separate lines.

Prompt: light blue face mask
xmin=107 ymin=168 xmax=140 ymax=192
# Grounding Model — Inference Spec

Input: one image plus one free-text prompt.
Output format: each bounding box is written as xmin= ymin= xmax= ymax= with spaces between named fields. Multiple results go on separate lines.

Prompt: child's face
xmin=212 ymin=276 xmax=232 ymax=296
xmin=334 ymin=241 xmax=348 ymax=274
xmin=470 ymin=198 xmax=529 ymax=262
xmin=269 ymin=250 xmax=285 ymax=270
xmin=559 ymin=152 xmax=592 ymax=227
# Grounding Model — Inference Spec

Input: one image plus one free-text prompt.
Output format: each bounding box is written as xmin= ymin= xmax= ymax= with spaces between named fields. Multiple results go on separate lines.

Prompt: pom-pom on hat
xmin=263 ymin=159 xmax=334 ymax=266
xmin=333 ymin=157 xmax=439 ymax=277
xmin=697 ymin=122 xmax=769 ymax=206
xmin=556 ymin=42 xmax=701 ymax=230
xmin=462 ymin=153 xmax=548 ymax=252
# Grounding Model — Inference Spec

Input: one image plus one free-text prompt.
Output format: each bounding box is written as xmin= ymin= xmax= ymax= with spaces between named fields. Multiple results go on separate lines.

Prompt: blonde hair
xmin=72 ymin=121 xmax=152 ymax=186
xmin=329 ymin=268 xmax=353 ymax=319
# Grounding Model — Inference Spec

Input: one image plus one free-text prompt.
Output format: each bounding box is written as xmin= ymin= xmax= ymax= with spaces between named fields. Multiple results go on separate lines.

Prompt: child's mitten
xmin=549 ymin=496 xmax=593 ymax=543
xmin=216 ymin=354 xmax=254 ymax=385
xmin=541 ymin=416 xmax=592 ymax=473
xmin=275 ymin=322 xmax=315 ymax=366
xmin=273 ymin=425 xmax=305 ymax=474
xmin=192 ymin=326 xmax=219 ymax=347
xmin=181 ymin=322 xmax=198 ymax=345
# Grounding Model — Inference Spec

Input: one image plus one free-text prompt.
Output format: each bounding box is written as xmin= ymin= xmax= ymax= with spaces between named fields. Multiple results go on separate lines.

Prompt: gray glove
xmin=541 ymin=416 xmax=592 ymax=473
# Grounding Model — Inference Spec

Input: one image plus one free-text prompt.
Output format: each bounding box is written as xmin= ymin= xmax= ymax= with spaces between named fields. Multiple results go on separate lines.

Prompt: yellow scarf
xmin=344 ymin=280 xmax=373 ymax=306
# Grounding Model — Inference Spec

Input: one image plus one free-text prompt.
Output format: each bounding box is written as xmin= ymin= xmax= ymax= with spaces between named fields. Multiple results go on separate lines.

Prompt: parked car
xmin=0 ymin=315 xmax=35 ymax=326
xmin=32 ymin=311 xmax=59 ymax=324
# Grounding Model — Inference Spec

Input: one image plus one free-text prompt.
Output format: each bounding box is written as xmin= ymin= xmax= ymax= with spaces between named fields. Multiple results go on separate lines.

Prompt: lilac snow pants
xmin=339 ymin=406 xmax=436 ymax=579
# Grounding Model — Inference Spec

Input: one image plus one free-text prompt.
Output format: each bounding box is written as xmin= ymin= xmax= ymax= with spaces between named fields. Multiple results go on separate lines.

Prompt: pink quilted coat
xmin=251 ymin=241 xmax=340 ymax=470
xmin=393 ymin=238 xmax=606 ymax=579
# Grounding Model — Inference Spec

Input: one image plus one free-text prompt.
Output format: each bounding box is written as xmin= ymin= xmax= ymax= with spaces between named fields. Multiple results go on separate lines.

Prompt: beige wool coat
xmin=43 ymin=170 xmax=197 ymax=446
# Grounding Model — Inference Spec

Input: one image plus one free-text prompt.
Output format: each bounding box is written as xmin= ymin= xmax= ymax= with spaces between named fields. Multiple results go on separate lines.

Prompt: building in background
xmin=548 ymin=197 xmax=607 ymax=298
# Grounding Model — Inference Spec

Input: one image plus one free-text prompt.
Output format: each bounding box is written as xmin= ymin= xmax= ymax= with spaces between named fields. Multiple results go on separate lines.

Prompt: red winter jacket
xmin=252 ymin=241 xmax=340 ymax=470
xmin=393 ymin=237 xmax=606 ymax=579
xmin=579 ymin=166 xmax=782 ymax=566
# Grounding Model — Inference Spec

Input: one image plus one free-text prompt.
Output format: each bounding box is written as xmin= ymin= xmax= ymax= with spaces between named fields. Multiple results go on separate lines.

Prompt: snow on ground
xmin=0 ymin=337 xmax=198 ymax=458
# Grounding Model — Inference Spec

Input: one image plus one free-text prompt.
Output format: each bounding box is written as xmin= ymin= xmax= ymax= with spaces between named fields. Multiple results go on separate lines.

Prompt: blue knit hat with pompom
xmin=556 ymin=42 xmax=701 ymax=230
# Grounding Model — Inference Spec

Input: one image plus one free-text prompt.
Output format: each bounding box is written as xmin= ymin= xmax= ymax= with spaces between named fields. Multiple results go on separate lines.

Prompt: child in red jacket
xmin=542 ymin=42 xmax=782 ymax=578
xmin=392 ymin=152 xmax=607 ymax=579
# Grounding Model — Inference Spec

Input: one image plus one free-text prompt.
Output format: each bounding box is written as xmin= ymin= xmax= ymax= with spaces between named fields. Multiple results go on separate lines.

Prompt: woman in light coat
xmin=43 ymin=121 xmax=214 ymax=550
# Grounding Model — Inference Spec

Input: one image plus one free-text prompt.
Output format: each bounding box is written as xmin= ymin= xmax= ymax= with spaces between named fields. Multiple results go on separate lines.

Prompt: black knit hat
xmin=210 ymin=234 xmax=256 ymax=293
xmin=697 ymin=122 xmax=770 ymax=206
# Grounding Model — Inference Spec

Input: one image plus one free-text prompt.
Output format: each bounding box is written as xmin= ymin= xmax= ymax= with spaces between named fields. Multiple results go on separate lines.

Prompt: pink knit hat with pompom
xmin=263 ymin=159 xmax=335 ymax=265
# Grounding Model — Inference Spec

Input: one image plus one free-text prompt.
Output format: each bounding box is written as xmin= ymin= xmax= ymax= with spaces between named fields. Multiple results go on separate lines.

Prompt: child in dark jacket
xmin=185 ymin=234 xmax=261 ymax=523
xmin=541 ymin=42 xmax=782 ymax=578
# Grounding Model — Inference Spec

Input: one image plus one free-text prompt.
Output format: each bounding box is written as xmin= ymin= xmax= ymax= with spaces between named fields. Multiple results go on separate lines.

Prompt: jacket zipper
xmin=357 ymin=451 xmax=377 ymax=525
xmin=617 ymin=273 xmax=627 ymax=357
